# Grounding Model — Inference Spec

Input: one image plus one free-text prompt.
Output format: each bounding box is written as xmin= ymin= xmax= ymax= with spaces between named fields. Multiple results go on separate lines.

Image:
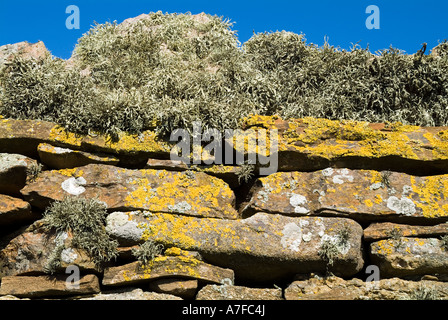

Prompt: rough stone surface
xmin=145 ymin=158 xmax=241 ymax=188
xmin=243 ymin=169 xmax=448 ymax=223
xmin=149 ymin=278 xmax=198 ymax=299
xmin=364 ymin=222 xmax=448 ymax=242
xmin=106 ymin=211 xmax=364 ymax=282
xmin=0 ymin=274 xmax=100 ymax=298
xmin=38 ymin=143 xmax=120 ymax=169
xmin=21 ymin=164 xmax=238 ymax=219
xmin=370 ymin=237 xmax=448 ymax=278
xmin=78 ymin=287 xmax=182 ymax=300
xmin=102 ymin=256 xmax=235 ymax=286
xmin=0 ymin=153 xmax=38 ymax=195
xmin=0 ymin=194 xmax=36 ymax=226
xmin=0 ymin=41 xmax=48 ymax=68
xmin=243 ymin=115 xmax=448 ymax=175
xmin=196 ymin=284 xmax=283 ymax=300
xmin=285 ymin=275 xmax=448 ymax=300
xmin=0 ymin=220 xmax=97 ymax=278
xmin=0 ymin=118 xmax=171 ymax=159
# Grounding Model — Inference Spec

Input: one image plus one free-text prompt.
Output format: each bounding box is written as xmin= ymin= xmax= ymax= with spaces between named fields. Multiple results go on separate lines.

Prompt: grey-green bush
xmin=1 ymin=12 xmax=447 ymax=138
xmin=42 ymin=196 xmax=118 ymax=271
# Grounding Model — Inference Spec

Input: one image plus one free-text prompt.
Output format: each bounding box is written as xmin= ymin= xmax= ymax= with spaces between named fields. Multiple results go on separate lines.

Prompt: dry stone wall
xmin=1 ymin=115 xmax=448 ymax=300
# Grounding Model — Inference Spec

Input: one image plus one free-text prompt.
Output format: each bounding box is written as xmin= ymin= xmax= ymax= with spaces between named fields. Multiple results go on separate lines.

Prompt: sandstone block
xmin=285 ymin=275 xmax=448 ymax=300
xmin=243 ymin=115 xmax=448 ymax=175
xmin=105 ymin=211 xmax=364 ymax=282
xmin=149 ymin=278 xmax=198 ymax=299
xmin=78 ymin=287 xmax=182 ymax=300
xmin=37 ymin=143 xmax=120 ymax=169
xmin=370 ymin=237 xmax=448 ymax=278
xmin=102 ymin=256 xmax=234 ymax=286
xmin=21 ymin=164 xmax=238 ymax=219
xmin=364 ymin=222 xmax=448 ymax=242
xmin=196 ymin=284 xmax=283 ymax=300
xmin=0 ymin=194 xmax=36 ymax=227
xmin=243 ymin=168 xmax=448 ymax=223
xmin=0 ymin=274 xmax=100 ymax=298
xmin=0 ymin=220 xmax=97 ymax=278
xmin=0 ymin=153 xmax=38 ymax=195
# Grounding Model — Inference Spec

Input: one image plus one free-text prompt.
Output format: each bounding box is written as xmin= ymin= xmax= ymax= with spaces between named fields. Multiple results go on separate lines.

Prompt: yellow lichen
xmin=57 ymin=168 xmax=84 ymax=177
xmin=410 ymin=175 xmax=448 ymax=218
xmin=423 ymin=131 xmax=448 ymax=158
xmin=49 ymin=126 xmax=83 ymax=147
xmin=374 ymin=194 xmax=383 ymax=204
xmin=124 ymin=171 xmax=236 ymax=218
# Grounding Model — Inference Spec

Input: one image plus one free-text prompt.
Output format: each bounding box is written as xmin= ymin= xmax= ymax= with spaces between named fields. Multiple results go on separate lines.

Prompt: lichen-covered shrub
xmin=132 ymin=239 xmax=164 ymax=265
xmin=42 ymin=196 xmax=118 ymax=271
xmin=245 ymin=33 xmax=448 ymax=127
xmin=1 ymin=12 xmax=447 ymax=138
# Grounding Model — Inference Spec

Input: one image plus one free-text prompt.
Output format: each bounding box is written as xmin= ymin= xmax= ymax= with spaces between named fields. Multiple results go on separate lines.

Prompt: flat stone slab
xmin=370 ymin=237 xmax=448 ymax=278
xmin=37 ymin=143 xmax=120 ymax=169
xmin=285 ymin=275 xmax=448 ymax=300
xmin=78 ymin=288 xmax=182 ymax=300
xmin=243 ymin=168 xmax=448 ymax=223
xmin=364 ymin=222 xmax=448 ymax=242
xmin=0 ymin=220 xmax=97 ymax=278
xmin=105 ymin=211 xmax=364 ymax=282
xmin=0 ymin=194 xmax=36 ymax=227
xmin=145 ymin=158 xmax=241 ymax=188
xmin=149 ymin=278 xmax=198 ymax=299
xmin=0 ymin=153 xmax=38 ymax=195
xmin=102 ymin=256 xmax=235 ymax=286
xmin=0 ymin=118 xmax=171 ymax=158
xmin=21 ymin=164 xmax=238 ymax=219
xmin=0 ymin=274 xmax=100 ymax=298
xmin=242 ymin=115 xmax=448 ymax=175
xmin=196 ymin=284 xmax=283 ymax=300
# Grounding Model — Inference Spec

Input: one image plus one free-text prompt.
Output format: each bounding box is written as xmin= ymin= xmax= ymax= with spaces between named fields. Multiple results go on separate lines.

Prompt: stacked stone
xmin=1 ymin=110 xmax=448 ymax=300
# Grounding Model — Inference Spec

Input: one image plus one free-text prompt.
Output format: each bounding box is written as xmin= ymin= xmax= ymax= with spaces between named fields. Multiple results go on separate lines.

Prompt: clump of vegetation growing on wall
xmin=1 ymin=12 xmax=447 ymax=138
xmin=42 ymin=196 xmax=118 ymax=272
xmin=132 ymin=239 xmax=164 ymax=265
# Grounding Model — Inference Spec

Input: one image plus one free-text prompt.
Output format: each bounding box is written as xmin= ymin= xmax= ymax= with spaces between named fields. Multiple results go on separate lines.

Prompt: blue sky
xmin=0 ymin=0 xmax=447 ymax=59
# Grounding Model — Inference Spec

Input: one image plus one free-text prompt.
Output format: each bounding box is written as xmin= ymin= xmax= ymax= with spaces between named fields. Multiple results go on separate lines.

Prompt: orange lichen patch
xmin=423 ymin=131 xmax=448 ymax=158
xmin=364 ymin=199 xmax=374 ymax=208
xmin=245 ymin=115 xmax=438 ymax=160
xmin=124 ymin=170 xmax=237 ymax=218
xmin=49 ymin=125 xmax=83 ymax=147
xmin=374 ymin=194 xmax=383 ymax=204
xmin=410 ymin=175 xmax=448 ymax=218
xmin=372 ymin=239 xmax=395 ymax=256
xmin=57 ymin=168 xmax=84 ymax=178
xmin=241 ymin=114 xmax=281 ymax=130
xmin=140 ymin=213 xmax=200 ymax=248
xmin=103 ymin=130 xmax=172 ymax=154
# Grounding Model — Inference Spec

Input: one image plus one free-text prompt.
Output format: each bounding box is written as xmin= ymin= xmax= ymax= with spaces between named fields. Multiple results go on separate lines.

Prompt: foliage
xmin=318 ymin=226 xmax=350 ymax=271
xmin=26 ymin=162 xmax=43 ymax=182
xmin=236 ymin=160 xmax=256 ymax=183
xmin=132 ymin=239 xmax=164 ymax=265
xmin=409 ymin=284 xmax=440 ymax=300
xmin=42 ymin=196 xmax=118 ymax=271
xmin=440 ymin=234 xmax=448 ymax=251
xmin=1 ymin=12 xmax=448 ymax=138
